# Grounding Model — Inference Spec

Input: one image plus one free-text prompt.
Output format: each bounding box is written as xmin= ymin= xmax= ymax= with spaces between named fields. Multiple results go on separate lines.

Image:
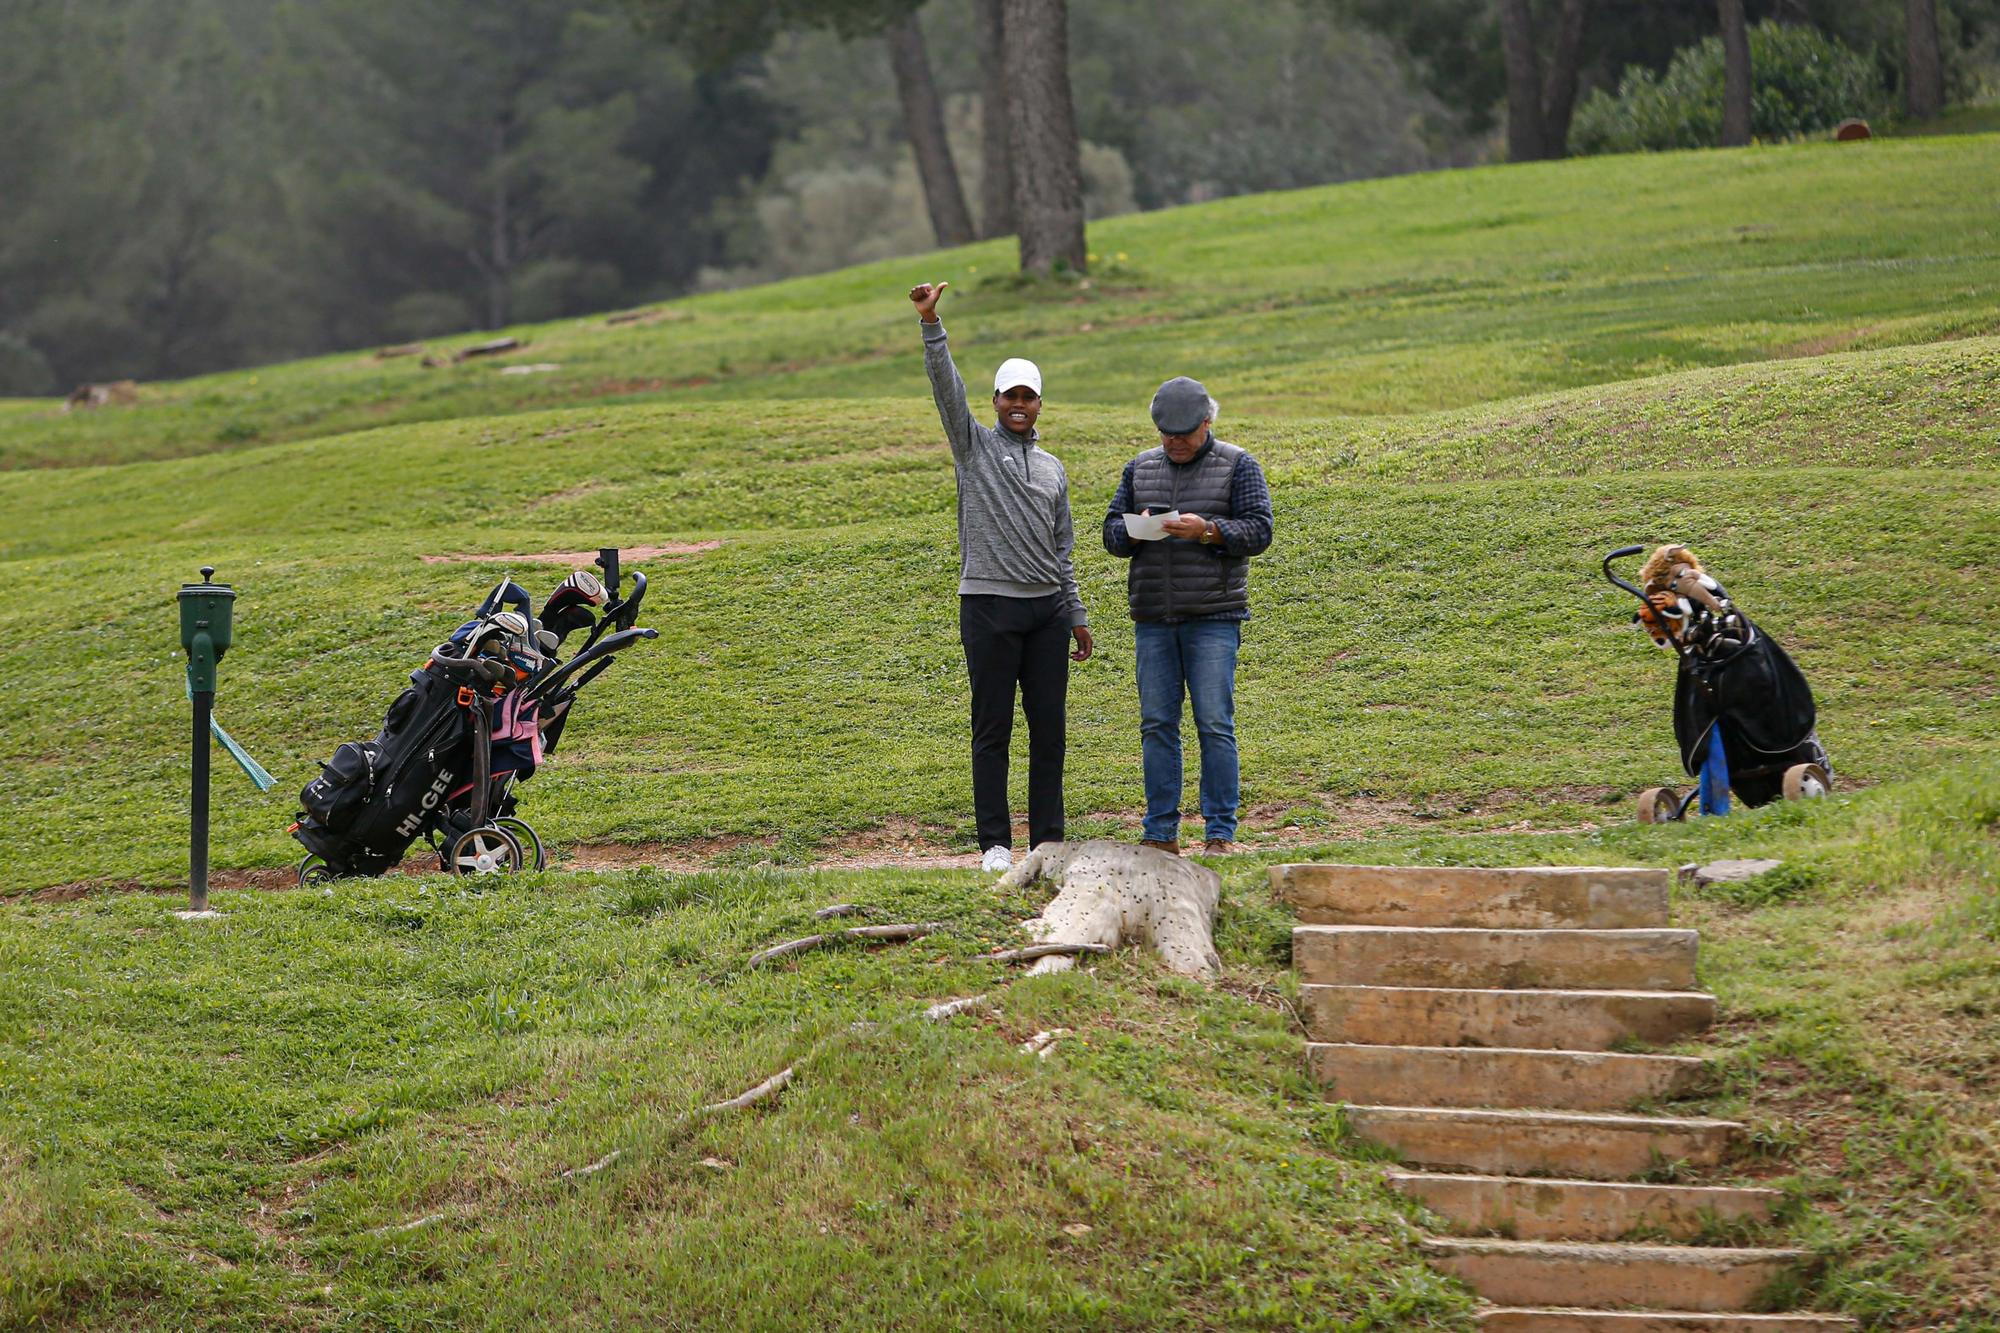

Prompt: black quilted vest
xmin=1124 ymin=436 xmax=1248 ymax=622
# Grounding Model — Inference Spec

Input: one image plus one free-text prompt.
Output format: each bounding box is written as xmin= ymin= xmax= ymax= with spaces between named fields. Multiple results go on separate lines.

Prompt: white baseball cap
xmin=993 ymin=357 xmax=1042 ymax=396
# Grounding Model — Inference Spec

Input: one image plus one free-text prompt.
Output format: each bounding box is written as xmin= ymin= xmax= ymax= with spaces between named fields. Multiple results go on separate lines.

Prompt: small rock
xmin=1063 ymin=1223 xmax=1093 ymax=1237
xmin=1683 ymin=858 xmax=1784 ymax=886
xmin=699 ymin=1157 xmax=732 ymax=1171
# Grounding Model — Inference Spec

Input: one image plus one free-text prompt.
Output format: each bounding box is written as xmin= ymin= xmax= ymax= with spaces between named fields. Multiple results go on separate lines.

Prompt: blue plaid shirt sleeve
xmin=1102 ymin=460 xmax=1139 ymax=557
xmin=1216 ymin=453 xmax=1273 ymax=556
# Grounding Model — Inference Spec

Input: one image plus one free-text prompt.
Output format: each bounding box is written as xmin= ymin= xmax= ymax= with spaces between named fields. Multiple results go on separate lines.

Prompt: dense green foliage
xmin=1339 ymin=0 xmax=2000 ymax=141
xmin=0 ymin=0 xmax=779 ymax=392
xmin=1572 ymin=21 xmax=1889 ymax=154
xmin=0 ymin=0 xmax=1447 ymax=391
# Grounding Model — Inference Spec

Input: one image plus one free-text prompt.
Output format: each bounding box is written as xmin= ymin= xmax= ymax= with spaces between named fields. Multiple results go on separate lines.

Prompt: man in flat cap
xmin=1102 ymin=377 xmax=1273 ymax=856
xmin=910 ymin=279 xmax=1092 ymax=874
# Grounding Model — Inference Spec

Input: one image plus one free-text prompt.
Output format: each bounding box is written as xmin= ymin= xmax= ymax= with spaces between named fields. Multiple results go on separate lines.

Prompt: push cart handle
xmin=429 ymin=649 xmax=511 ymax=685
xmin=1601 ymin=545 xmax=1647 ymax=601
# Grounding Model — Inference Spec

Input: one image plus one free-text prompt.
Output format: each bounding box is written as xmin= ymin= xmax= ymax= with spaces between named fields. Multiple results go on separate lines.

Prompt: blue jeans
xmin=1135 ymin=620 xmax=1241 ymax=843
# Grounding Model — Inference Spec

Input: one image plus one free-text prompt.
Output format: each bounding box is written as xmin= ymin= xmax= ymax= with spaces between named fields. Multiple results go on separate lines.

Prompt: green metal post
xmin=178 ymin=566 xmax=236 ymax=914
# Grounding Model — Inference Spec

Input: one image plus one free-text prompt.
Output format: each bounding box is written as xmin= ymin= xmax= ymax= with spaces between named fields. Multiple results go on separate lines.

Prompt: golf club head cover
xmin=540 ymin=570 xmax=606 ymax=646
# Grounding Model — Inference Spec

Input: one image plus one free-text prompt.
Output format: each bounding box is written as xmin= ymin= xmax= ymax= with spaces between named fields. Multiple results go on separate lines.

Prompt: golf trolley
xmin=292 ymin=550 xmax=656 ymax=883
xmin=1603 ymin=544 xmax=1831 ymax=823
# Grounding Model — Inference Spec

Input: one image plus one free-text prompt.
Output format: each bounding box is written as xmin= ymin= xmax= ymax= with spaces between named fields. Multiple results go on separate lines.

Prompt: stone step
xmin=1302 ymin=985 xmax=1717 ymax=1051
xmin=1313 ymin=1043 xmax=1708 ymax=1111
xmin=1272 ymin=864 xmax=1672 ymax=930
xmin=1480 ymin=1309 xmax=1856 ymax=1332
xmin=1388 ymin=1172 xmax=1782 ymax=1241
xmin=1422 ymin=1238 xmax=1817 ymax=1312
xmin=1346 ymin=1106 xmax=1740 ymax=1180
xmin=1295 ymin=926 xmax=1699 ymax=991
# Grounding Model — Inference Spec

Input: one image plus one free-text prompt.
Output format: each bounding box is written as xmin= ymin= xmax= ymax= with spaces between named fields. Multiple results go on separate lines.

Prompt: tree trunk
xmin=1001 ymin=0 xmax=1086 ymax=276
xmin=485 ymin=114 xmax=512 ymax=330
xmin=1540 ymin=0 xmax=1590 ymax=156
xmin=1498 ymin=0 xmax=1549 ymax=162
xmin=884 ymin=11 xmax=976 ymax=248
xmin=1718 ymin=0 xmax=1753 ymax=146
xmin=1905 ymin=0 xmax=1944 ymax=120
xmin=975 ymin=0 xmax=1014 ymax=239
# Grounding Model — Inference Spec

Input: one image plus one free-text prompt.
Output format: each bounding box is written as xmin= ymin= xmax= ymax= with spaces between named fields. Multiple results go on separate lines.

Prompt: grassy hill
xmin=3 ymin=136 xmax=1998 ymax=469
xmin=1 ymin=136 xmax=1996 ymax=1329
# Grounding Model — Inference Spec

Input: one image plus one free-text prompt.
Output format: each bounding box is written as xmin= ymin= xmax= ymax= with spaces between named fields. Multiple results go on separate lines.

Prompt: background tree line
xmin=2 ymin=0 xmax=1993 ymax=395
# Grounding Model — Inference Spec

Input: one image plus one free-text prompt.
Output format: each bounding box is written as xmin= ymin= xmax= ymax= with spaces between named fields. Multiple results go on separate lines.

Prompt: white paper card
xmin=1122 ymin=510 xmax=1181 ymax=541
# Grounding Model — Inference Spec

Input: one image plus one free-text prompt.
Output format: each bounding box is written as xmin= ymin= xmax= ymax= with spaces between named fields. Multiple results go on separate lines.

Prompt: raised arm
xmin=911 ymin=281 xmax=975 ymax=462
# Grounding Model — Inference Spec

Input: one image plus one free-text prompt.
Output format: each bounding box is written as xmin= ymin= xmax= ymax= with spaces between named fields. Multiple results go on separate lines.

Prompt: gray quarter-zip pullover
xmin=922 ymin=320 xmax=1087 ymax=626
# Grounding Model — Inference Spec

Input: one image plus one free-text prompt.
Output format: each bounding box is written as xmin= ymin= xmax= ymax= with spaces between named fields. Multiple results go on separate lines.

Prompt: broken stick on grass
xmin=746 ymin=921 xmax=947 ymax=969
xmin=922 ymin=994 xmax=990 ymax=1022
xmin=370 ymin=1212 xmax=445 ymax=1236
xmin=559 ymin=1150 xmax=623 ymax=1180
xmin=693 ymin=1066 xmax=795 ymax=1117
xmin=1019 ymin=1028 xmax=1071 ymax=1059
xmin=813 ymin=903 xmax=868 ymax=920
xmin=979 ymin=942 xmax=1112 ymax=965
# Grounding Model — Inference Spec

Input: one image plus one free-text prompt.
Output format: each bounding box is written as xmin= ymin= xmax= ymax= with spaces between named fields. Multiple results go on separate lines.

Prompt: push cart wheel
xmin=446 ymin=825 xmax=525 ymax=876
xmin=495 ymin=816 xmax=546 ymax=871
xmin=1781 ymin=763 xmax=1831 ymax=801
xmin=296 ymin=854 xmax=338 ymax=888
xmin=1635 ymin=787 xmax=1686 ymax=824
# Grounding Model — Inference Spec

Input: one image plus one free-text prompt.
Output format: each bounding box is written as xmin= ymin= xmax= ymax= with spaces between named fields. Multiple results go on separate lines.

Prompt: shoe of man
xmin=1202 ymin=839 xmax=1237 ymax=857
xmin=981 ymin=845 xmax=1013 ymax=874
xmin=1139 ymin=838 xmax=1181 ymax=856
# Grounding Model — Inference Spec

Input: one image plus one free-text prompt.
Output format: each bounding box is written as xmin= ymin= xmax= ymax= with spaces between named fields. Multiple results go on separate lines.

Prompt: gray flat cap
xmin=1150 ymin=376 xmax=1211 ymax=435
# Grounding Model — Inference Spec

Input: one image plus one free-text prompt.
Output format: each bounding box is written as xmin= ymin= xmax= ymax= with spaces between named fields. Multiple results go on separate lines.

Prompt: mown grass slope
xmin=1 ymin=333 xmax=1993 ymax=893
xmin=2 ymin=134 xmax=1997 ymax=1331
xmin=3 ymin=766 xmax=1993 ymax=1329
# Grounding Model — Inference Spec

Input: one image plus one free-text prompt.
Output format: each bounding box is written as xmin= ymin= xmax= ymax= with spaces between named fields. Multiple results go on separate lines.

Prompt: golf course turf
xmin=0 ymin=134 xmax=1994 ymax=1329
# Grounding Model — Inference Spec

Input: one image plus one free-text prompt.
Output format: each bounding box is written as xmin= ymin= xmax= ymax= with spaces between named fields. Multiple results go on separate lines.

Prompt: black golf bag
xmin=292 ymin=556 xmax=655 ymax=881
xmin=1673 ymin=621 xmax=1829 ymax=808
xmin=293 ymin=660 xmax=488 ymax=877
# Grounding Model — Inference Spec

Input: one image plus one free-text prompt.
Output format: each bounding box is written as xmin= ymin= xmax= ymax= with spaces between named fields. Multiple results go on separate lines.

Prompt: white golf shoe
xmin=980 ymin=845 xmax=1013 ymax=874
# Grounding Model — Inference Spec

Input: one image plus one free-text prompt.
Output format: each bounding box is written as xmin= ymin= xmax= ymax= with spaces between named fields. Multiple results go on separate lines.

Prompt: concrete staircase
xmin=1274 ymin=864 xmax=1854 ymax=1333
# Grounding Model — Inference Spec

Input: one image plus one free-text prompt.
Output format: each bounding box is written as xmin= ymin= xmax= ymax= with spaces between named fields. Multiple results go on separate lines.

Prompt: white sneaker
xmin=980 ymin=845 xmax=1013 ymax=874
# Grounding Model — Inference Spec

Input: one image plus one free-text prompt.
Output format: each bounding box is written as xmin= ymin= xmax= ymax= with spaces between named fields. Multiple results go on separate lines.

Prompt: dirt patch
xmin=525 ymin=482 xmax=612 ymax=512
xmin=18 ymin=788 xmax=1621 ymax=900
xmin=421 ymin=542 xmax=722 ymax=566
xmin=1773 ymin=325 xmax=1884 ymax=360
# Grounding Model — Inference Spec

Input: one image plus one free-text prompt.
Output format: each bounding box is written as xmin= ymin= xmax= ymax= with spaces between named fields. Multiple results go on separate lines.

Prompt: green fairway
xmin=1 ymin=334 xmax=1994 ymax=894
xmin=3 ymin=136 xmax=1998 ymax=1329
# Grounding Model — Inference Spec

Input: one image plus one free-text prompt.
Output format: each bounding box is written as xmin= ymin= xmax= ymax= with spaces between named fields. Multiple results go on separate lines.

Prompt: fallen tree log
xmin=996 ymin=841 xmax=1221 ymax=979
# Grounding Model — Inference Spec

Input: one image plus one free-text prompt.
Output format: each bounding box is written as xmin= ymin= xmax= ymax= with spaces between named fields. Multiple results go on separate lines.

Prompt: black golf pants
xmin=959 ymin=592 xmax=1069 ymax=851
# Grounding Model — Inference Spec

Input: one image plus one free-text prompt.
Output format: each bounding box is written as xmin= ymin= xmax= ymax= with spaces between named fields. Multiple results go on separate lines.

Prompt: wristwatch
xmin=1201 ymin=521 xmax=1221 ymax=546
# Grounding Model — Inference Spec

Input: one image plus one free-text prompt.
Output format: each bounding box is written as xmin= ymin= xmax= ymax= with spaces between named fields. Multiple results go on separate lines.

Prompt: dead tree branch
xmin=694 ymin=1066 xmax=794 ymax=1117
xmin=747 ymin=922 xmax=947 ymax=969
xmin=980 ymin=942 xmax=1112 ymax=964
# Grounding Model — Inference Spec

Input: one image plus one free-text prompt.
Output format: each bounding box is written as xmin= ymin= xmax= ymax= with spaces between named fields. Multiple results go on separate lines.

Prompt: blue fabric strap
xmin=1698 ymin=722 xmax=1732 ymax=817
